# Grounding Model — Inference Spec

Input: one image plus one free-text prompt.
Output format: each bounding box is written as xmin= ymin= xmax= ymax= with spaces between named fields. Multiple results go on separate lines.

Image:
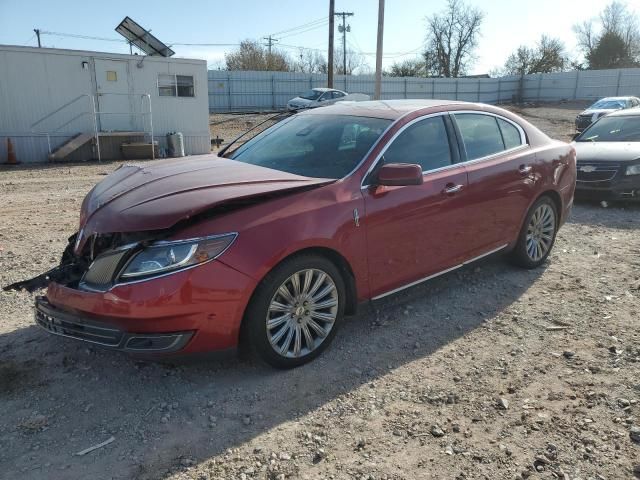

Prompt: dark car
xmin=575 ymin=96 xmax=640 ymax=132
xmin=573 ymin=108 xmax=640 ymax=201
xmin=5 ymin=100 xmax=576 ymax=368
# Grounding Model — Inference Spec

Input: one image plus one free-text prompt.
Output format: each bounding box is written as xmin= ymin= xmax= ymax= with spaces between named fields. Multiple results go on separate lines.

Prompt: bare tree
xmin=333 ymin=48 xmax=368 ymax=75
xmin=502 ymin=35 xmax=569 ymax=75
xmin=573 ymin=1 xmax=640 ymax=68
xmin=225 ymin=40 xmax=292 ymax=71
xmin=385 ymin=58 xmax=427 ymax=77
xmin=423 ymin=0 xmax=485 ymax=77
xmin=294 ymin=49 xmax=328 ymax=74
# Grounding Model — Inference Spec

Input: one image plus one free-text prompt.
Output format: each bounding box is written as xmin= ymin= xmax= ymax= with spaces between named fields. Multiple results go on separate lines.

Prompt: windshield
xmin=590 ymin=99 xmax=625 ymax=110
xmin=230 ymin=114 xmax=391 ymax=179
xmin=299 ymin=89 xmax=323 ymax=100
xmin=577 ymin=115 xmax=640 ymax=142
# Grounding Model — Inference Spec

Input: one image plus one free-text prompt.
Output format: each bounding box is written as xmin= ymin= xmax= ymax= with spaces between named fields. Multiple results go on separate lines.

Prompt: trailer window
xmin=158 ymin=74 xmax=195 ymax=97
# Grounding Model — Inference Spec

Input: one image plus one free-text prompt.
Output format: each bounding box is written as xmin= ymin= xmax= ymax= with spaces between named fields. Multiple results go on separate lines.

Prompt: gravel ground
xmin=1 ymin=103 xmax=639 ymax=480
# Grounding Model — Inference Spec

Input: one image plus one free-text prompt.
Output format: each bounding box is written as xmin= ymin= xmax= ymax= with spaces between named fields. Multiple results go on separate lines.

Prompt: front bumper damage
xmin=4 ymin=232 xmax=257 ymax=356
xmin=35 ymin=296 xmax=193 ymax=353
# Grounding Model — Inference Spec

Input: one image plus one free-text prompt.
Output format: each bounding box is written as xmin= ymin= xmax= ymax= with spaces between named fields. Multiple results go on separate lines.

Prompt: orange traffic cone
xmin=6 ymin=138 xmax=19 ymax=165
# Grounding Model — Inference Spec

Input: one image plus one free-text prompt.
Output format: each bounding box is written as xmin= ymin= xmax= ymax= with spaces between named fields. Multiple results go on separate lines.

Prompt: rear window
xmin=454 ymin=114 xmax=505 ymax=160
xmin=497 ymin=118 xmax=523 ymax=149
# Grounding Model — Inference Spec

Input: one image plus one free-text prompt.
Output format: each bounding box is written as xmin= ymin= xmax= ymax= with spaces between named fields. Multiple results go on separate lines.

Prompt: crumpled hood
xmin=573 ymin=142 xmax=640 ymax=163
xmin=75 ymin=155 xmax=331 ymax=253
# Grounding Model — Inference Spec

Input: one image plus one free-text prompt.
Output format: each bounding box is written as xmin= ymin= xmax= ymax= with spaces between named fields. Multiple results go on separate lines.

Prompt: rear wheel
xmin=244 ymin=255 xmax=345 ymax=369
xmin=510 ymin=196 xmax=558 ymax=269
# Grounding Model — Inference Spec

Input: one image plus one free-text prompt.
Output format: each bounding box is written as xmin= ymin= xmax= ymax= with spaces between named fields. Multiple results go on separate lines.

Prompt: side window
xmin=497 ymin=118 xmax=523 ymax=149
xmin=318 ymin=92 xmax=330 ymax=101
xmin=332 ymin=91 xmax=345 ymax=99
xmin=158 ymin=74 xmax=195 ymax=97
xmin=383 ymin=116 xmax=452 ymax=172
xmin=454 ymin=113 xmax=505 ymax=160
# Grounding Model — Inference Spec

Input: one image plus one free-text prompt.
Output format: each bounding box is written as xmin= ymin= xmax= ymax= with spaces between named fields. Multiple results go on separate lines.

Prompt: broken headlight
xmin=119 ymin=233 xmax=237 ymax=279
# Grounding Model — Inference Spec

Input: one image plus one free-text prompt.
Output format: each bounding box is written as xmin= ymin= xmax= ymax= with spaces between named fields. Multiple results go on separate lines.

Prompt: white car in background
xmin=287 ymin=88 xmax=367 ymax=111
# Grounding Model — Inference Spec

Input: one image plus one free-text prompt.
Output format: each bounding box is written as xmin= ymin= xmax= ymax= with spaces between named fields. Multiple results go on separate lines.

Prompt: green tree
xmin=574 ymin=1 xmax=640 ymax=69
xmin=587 ymin=31 xmax=636 ymax=68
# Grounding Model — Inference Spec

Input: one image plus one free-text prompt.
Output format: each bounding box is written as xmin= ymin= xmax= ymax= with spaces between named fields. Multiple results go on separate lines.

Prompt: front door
xmin=362 ymin=114 xmax=470 ymax=299
xmin=94 ymin=59 xmax=132 ymax=131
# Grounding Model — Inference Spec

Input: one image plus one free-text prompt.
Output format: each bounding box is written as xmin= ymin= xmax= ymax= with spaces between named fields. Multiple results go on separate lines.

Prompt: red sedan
xmin=8 ymin=100 xmax=576 ymax=368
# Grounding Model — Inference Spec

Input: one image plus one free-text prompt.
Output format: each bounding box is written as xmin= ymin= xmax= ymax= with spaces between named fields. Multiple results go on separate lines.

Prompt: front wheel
xmin=510 ymin=196 xmax=558 ymax=269
xmin=244 ymin=255 xmax=345 ymax=369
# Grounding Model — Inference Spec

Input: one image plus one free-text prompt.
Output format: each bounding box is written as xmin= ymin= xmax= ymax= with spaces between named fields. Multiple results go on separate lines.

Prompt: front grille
xmin=576 ymin=162 xmax=621 ymax=184
xmin=81 ymin=249 xmax=130 ymax=289
xmin=35 ymin=303 xmax=123 ymax=347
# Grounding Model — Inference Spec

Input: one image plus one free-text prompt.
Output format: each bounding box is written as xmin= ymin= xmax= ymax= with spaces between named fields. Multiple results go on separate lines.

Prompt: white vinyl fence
xmin=208 ymin=68 xmax=640 ymax=113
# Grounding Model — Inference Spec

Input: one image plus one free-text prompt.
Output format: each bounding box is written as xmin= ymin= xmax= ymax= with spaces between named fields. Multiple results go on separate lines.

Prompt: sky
xmin=0 ymin=0 xmax=627 ymax=74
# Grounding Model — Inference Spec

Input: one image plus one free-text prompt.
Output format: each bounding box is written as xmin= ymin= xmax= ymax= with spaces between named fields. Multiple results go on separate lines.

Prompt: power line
xmin=40 ymin=30 xmax=126 ymax=43
xmin=23 ymin=33 xmax=36 ymax=46
xmin=269 ymin=16 xmax=328 ymax=37
xmin=277 ymin=20 xmax=329 ymax=40
xmin=172 ymin=42 xmax=242 ymax=47
xmin=34 ymin=29 xmax=422 ymax=62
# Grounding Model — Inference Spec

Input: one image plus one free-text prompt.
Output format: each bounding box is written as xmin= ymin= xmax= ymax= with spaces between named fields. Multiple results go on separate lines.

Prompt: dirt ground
xmin=1 ymin=103 xmax=639 ymax=480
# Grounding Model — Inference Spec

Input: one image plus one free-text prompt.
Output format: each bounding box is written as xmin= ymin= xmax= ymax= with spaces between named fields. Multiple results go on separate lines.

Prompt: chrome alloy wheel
xmin=266 ymin=269 xmax=339 ymax=358
xmin=526 ymin=203 xmax=556 ymax=261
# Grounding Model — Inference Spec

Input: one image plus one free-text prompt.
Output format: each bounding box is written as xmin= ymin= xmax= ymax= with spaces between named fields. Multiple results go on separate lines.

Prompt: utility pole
xmin=328 ymin=0 xmax=335 ymax=88
xmin=34 ymin=28 xmax=41 ymax=48
xmin=374 ymin=0 xmax=385 ymax=100
xmin=263 ymin=35 xmax=278 ymax=70
xmin=263 ymin=35 xmax=278 ymax=56
xmin=335 ymin=11 xmax=353 ymax=76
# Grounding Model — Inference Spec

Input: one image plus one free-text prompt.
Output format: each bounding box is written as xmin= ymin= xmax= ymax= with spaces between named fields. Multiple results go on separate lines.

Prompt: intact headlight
xmin=625 ymin=164 xmax=640 ymax=176
xmin=119 ymin=233 xmax=237 ymax=279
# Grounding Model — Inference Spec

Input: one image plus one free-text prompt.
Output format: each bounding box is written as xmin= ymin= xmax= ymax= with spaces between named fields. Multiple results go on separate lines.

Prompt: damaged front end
xmin=3 ymin=233 xmax=86 ymax=293
xmin=3 ymin=230 xmax=171 ymax=293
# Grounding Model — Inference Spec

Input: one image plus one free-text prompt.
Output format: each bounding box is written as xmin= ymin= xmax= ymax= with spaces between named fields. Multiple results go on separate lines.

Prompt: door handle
xmin=443 ymin=183 xmax=463 ymax=195
xmin=518 ymin=164 xmax=532 ymax=175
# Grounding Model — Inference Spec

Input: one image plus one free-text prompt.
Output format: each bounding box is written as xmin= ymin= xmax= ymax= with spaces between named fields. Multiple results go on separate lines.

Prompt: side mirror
xmin=377 ymin=163 xmax=423 ymax=186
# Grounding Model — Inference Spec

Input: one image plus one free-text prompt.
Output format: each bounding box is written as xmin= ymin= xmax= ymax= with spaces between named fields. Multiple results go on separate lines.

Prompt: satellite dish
xmin=115 ymin=16 xmax=175 ymax=57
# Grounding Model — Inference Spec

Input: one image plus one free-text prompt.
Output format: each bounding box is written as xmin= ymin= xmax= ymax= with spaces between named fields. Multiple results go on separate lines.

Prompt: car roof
xmin=299 ymin=99 xmax=468 ymax=120
xmin=312 ymin=87 xmax=335 ymax=92
xmin=605 ymin=106 xmax=640 ymax=117
xmin=594 ymin=96 xmax=638 ymax=101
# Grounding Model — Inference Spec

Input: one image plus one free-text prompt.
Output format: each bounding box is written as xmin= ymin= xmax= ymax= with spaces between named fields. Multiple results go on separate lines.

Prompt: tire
xmin=509 ymin=196 xmax=558 ymax=269
xmin=243 ymin=254 xmax=346 ymax=369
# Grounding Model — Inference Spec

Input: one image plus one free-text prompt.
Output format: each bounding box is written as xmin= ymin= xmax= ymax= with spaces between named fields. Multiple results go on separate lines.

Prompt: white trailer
xmin=0 ymin=45 xmax=211 ymax=163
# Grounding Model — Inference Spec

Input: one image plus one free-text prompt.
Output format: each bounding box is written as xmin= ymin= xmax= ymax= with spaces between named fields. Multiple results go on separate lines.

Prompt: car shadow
xmin=0 ymin=254 xmax=545 ymax=480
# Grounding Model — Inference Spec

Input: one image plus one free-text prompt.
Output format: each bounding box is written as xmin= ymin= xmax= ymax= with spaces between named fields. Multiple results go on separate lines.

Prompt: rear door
xmin=362 ymin=114 xmax=469 ymax=298
xmin=451 ymin=112 xmax=536 ymax=256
